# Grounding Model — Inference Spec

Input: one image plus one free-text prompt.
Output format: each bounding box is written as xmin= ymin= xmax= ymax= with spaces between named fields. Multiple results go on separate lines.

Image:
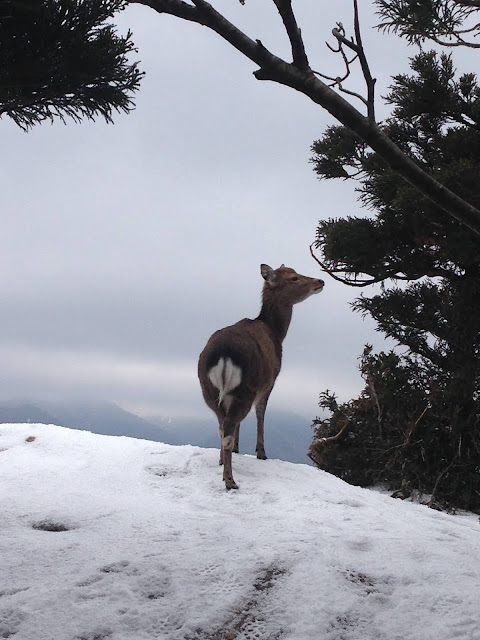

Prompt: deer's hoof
xmin=225 ymin=478 xmax=239 ymax=490
xmin=256 ymin=451 xmax=267 ymax=460
xmin=233 ymin=447 xmax=239 ymax=454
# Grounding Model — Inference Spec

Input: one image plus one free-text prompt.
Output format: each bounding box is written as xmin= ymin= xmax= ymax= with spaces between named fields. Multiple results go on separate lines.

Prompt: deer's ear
xmin=261 ymin=264 xmax=277 ymax=286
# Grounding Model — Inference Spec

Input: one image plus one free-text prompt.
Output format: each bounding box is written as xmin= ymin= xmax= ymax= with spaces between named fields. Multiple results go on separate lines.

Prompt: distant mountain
xmin=0 ymin=400 xmax=170 ymax=444
xmin=0 ymin=403 xmax=58 ymax=426
xmin=150 ymin=410 xmax=315 ymax=465
xmin=0 ymin=400 xmax=314 ymax=465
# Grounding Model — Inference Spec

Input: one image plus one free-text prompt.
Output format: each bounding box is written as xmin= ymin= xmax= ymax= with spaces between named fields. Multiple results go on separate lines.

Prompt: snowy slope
xmin=0 ymin=424 xmax=479 ymax=640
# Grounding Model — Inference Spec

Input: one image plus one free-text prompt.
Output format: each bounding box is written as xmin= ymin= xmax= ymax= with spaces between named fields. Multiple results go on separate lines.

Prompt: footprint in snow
xmin=0 ymin=607 xmax=25 ymax=639
xmin=345 ymin=537 xmax=374 ymax=553
xmin=31 ymin=519 xmax=74 ymax=532
xmin=74 ymin=630 xmax=112 ymax=640
xmin=187 ymin=565 xmax=287 ymax=640
xmin=100 ymin=560 xmax=132 ymax=574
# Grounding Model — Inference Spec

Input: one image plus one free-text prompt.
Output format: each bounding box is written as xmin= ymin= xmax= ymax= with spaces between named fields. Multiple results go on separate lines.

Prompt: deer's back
xmin=198 ymin=318 xmax=282 ymax=407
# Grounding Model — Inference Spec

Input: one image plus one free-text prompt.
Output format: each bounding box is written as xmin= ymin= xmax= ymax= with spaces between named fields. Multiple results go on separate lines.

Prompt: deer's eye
xmin=291 ymin=276 xmax=299 ymax=281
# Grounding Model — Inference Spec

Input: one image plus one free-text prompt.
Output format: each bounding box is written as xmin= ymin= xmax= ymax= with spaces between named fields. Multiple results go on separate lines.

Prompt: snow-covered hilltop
xmin=1 ymin=423 xmax=479 ymax=640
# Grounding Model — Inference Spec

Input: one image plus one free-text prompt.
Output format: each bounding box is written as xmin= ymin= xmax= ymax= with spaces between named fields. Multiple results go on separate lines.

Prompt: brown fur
xmin=198 ymin=264 xmax=324 ymax=489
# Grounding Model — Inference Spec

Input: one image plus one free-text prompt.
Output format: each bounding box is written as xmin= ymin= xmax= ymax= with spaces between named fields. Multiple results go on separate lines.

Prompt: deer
xmin=198 ymin=263 xmax=324 ymax=490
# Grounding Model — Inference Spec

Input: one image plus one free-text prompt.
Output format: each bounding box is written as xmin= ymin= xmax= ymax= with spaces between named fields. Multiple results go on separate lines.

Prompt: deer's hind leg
xmin=218 ymin=421 xmax=240 ymax=464
xmin=219 ymin=396 xmax=252 ymax=490
xmin=217 ymin=403 xmax=239 ymax=465
xmin=218 ymin=424 xmax=240 ymax=465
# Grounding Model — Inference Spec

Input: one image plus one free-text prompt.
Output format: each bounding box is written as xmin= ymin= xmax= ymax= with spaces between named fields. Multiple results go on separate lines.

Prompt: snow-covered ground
xmin=1 ymin=423 xmax=479 ymax=640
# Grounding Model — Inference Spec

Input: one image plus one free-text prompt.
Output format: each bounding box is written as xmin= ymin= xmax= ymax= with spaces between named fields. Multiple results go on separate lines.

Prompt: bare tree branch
xmin=403 ymin=405 xmax=430 ymax=446
xmin=308 ymin=244 xmax=389 ymax=286
xmin=128 ymin=0 xmax=202 ymax=22
xmin=128 ymin=0 xmax=480 ymax=235
xmin=451 ymin=21 xmax=480 ymax=33
xmin=335 ymin=83 xmax=369 ymax=108
xmin=271 ymin=0 xmax=309 ymax=70
xmin=366 ymin=375 xmax=383 ymax=439
xmin=328 ymin=3 xmax=376 ymax=118
xmin=309 ymin=421 xmax=350 ymax=451
xmin=312 ymin=56 xmax=357 ymax=89
xmin=317 ymin=421 xmax=350 ymax=443
xmin=353 ymin=0 xmax=376 ymax=119
xmin=454 ymin=0 xmax=480 ymax=7
xmin=309 ymin=244 xmax=450 ymax=287
xmin=432 ymin=34 xmax=480 ymax=47
xmin=428 ymin=454 xmax=458 ymax=508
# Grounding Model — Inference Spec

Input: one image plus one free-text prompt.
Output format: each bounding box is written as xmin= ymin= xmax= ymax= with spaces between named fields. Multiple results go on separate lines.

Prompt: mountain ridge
xmin=0 ymin=400 xmax=314 ymax=464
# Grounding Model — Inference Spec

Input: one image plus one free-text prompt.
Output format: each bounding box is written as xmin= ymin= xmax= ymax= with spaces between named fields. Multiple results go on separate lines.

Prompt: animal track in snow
xmin=99 ymin=560 xmax=132 ymax=574
xmin=340 ymin=499 xmax=365 ymax=509
xmin=145 ymin=463 xmax=191 ymax=481
xmin=76 ymin=575 xmax=104 ymax=589
xmin=137 ymin=571 xmax=172 ymax=601
xmin=0 ymin=607 xmax=25 ymax=639
xmin=31 ymin=519 xmax=74 ymax=532
xmin=73 ymin=630 xmax=112 ymax=640
xmin=74 ymin=557 xmax=174 ymax=627
xmin=0 ymin=587 xmax=29 ymax=599
xmin=344 ymin=537 xmax=374 ymax=553
xmin=447 ymin=616 xmax=480 ymax=639
xmin=344 ymin=570 xmax=376 ymax=592
xmin=187 ymin=564 xmax=288 ymax=640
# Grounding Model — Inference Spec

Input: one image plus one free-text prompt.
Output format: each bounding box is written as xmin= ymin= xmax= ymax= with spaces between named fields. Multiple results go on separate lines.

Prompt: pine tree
xmin=0 ymin=0 xmax=143 ymax=129
xmin=309 ymin=51 xmax=480 ymax=512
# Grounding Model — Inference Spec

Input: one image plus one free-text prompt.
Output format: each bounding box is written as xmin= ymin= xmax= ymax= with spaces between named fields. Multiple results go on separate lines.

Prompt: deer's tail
xmin=207 ymin=357 xmax=242 ymax=408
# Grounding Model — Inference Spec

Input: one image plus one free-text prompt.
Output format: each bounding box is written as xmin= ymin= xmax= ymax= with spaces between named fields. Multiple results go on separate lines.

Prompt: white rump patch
xmin=208 ymin=357 xmax=242 ymax=407
xmin=208 ymin=360 xmax=225 ymax=391
xmin=223 ymin=358 xmax=242 ymax=393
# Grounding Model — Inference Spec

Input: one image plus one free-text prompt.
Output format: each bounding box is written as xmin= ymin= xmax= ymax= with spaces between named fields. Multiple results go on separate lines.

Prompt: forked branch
xmin=272 ymin=0 xmax=309 ymax=70
xmin=309 ymin=243 xmax=408 ymax=287
xmin=314 ymin=420 xmax=350 ymax=444
xmin=431 ymin=31 xmax=480 ymax=47
xmin=307 ymin=420 xmax=350 ymax=465
xmin=325 ymin=0 xmax=376 ymax=119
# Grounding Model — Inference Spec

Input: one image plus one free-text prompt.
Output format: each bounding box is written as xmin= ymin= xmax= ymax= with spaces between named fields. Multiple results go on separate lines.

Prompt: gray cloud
xmin=1 ymin=3 xmax=404 ymax=420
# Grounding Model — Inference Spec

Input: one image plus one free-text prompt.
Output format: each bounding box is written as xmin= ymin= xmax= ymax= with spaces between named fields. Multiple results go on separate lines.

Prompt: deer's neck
xmin=257 ymin=295 xmax=293 ymax=344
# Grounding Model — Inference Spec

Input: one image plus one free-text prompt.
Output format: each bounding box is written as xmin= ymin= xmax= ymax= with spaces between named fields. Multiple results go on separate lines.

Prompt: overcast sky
xmin=1 ymin=2 xmax=416 ymax=420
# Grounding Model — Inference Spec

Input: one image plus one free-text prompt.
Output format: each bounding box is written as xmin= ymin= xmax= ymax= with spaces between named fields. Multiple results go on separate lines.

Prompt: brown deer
xmin=198 ymin=264 xmax=324 ymax=490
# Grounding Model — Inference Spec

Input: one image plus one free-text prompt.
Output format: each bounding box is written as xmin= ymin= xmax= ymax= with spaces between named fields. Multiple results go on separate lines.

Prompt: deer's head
xmin=261 ymin=264 xmax=324 ymax=306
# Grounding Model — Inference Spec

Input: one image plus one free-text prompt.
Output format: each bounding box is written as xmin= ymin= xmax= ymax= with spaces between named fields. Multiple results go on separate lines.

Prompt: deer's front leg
xmin=255 ymin=392 xmax=272 ymax=460
xmin=222 ymin=448 xmax=238 ymax=490
xmin=233 ymin=423 xmax=240 ymax=454
xmin=218 ymin=425 xmax=224 ymax=465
